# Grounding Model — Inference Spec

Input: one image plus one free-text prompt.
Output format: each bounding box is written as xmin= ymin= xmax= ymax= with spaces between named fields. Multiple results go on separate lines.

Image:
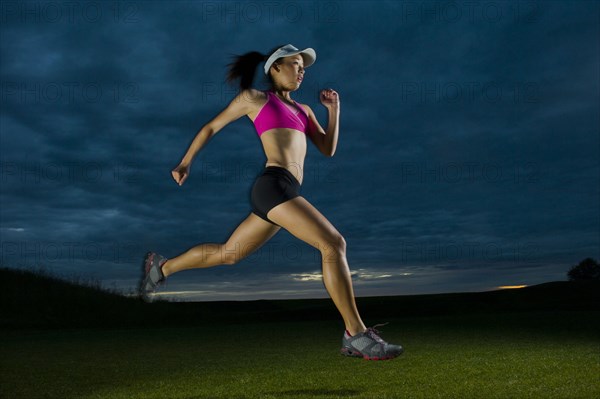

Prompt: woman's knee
xmin=191 ymin=243 xmax=238 ymax=265
xmin=222 ymin=253 xmax=238 ymax=265
xmin=218 ymin=243 xmax=242 ymax=265
xmin=221 ymin=240 xmax=263 ymax=265
xmin=317 ymin=233 xmax=346 ymax=256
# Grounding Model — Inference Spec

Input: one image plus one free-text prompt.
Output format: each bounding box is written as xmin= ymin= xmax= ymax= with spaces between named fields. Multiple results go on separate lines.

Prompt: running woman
xmin=140 ymin=44 xmax=403 ymax=360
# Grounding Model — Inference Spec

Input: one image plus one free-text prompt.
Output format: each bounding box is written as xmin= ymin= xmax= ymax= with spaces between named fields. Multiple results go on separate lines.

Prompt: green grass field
xmin=2 ymin=310 xmax=599 ymax=399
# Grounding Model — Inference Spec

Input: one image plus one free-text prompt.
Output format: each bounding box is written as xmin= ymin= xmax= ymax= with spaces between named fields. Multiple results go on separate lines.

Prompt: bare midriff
xmin=260 ymin=128 xmax=306 ymax=185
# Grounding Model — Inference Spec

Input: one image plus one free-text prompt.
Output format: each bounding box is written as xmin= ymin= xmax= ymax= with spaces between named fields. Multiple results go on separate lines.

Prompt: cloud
xmin=1 ymin=1 xmax=598 ymax=300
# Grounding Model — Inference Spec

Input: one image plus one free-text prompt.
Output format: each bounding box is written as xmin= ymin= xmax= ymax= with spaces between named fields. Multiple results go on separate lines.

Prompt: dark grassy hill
xmin=1 ymin=266 xmax=599 ymax=330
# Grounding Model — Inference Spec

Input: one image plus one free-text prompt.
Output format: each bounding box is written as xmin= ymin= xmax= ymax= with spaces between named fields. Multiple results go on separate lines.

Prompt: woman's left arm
xmin=321 ymin=89 xmax=340 ymax=157
xmin=303 ymin=89 xmax=340 ymax=157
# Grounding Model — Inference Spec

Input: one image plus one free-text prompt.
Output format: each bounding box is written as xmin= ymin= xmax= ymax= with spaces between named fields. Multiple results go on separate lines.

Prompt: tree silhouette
xmin=567 ymin=258 xmax=600 ymax=281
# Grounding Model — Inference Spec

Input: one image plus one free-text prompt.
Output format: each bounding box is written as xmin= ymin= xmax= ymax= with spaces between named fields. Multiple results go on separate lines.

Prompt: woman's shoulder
xmin=240 ymin=88 xmax=269 ymax=116
xmin=294 ymin=101 xmax=312 ymax=116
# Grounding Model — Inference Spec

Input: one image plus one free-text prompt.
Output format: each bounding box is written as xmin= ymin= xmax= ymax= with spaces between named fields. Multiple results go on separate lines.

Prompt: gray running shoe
xmin=341 ymin=322 xmax=403 ymax=360
xmin=140 ymin=251 xmax=168 ymax=302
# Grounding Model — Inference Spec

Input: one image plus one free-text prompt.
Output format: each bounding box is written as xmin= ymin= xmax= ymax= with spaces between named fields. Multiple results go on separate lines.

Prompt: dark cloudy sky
xmin=1 ymin=0 xmax=598 ymax=301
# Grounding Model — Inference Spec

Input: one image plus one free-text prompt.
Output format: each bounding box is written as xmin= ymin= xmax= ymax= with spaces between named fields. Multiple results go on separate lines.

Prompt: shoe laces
xmin=364 ymin=322 xmax=390 ymax=344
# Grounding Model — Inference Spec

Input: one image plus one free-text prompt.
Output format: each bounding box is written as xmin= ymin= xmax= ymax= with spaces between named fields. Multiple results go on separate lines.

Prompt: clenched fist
xmin=320 ymin=88 xmax=340 ymax=108
xmin=171 ymin=163 xmax=190 ymax=186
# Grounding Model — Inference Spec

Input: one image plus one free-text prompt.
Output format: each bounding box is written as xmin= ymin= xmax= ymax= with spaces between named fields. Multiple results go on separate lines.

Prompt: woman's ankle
xmin=161 ymin=259 xmax=171 ymax=277
xmin=346 ymin=325 xmax=367 ymax=336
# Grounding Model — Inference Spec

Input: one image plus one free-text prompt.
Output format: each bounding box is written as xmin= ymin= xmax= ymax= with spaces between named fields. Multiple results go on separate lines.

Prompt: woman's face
xmin=271 ymin=54 xmax=305 ymax=91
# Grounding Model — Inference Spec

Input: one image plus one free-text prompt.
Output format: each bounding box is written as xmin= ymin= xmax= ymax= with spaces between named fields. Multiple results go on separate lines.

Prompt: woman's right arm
xmin=172 ymin=89 xmax=256 ymax=186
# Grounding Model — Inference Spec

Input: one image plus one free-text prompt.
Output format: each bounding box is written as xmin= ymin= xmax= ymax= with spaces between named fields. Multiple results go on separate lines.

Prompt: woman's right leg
xmin=266 ymin=196 xmax=367 ymax=336
xmin=161 ymin=212 xmax=281 ymax=277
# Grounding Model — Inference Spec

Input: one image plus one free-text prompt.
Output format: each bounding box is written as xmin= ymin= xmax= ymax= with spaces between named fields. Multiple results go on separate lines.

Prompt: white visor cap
xmin=264 ymin=44 xmax=316 ymax=75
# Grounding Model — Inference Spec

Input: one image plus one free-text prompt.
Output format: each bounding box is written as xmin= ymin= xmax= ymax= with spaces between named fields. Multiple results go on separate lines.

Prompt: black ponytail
xmin=225 ymin=44 xmax=286 ymax=91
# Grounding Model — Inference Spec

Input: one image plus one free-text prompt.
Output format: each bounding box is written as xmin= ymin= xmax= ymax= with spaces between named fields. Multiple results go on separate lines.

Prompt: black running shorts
xmin=250 ymin=166 xmax=301 ymax=226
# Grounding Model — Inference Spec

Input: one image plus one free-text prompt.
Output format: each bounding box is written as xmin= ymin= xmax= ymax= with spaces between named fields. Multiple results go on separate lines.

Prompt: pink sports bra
xmin=253 ymin=90 xmax=312 ymax=136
